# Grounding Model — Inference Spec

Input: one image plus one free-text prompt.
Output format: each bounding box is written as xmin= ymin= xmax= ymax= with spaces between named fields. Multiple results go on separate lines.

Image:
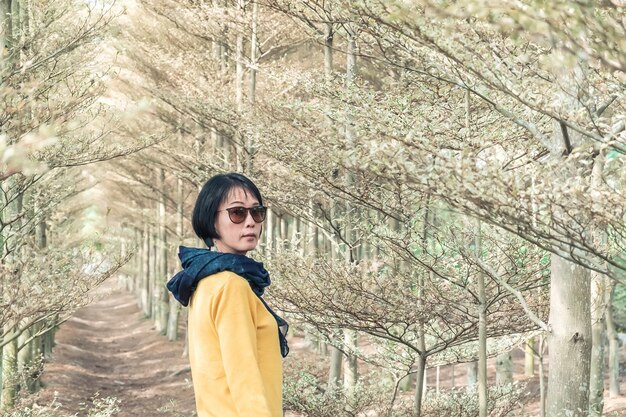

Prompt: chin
xmin=239 ymin=242 xmax=258 ymax=253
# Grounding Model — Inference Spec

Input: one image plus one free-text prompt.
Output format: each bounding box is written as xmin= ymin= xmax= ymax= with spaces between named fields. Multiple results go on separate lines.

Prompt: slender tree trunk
xmin=496 ymin=351 xmax=513 ymax=386
xmin=155 ymin=169 xmax=168 ymax=334
xmin=342 ymin=329 xmax=358 ymax=397
xmin=246 ymin=0 xmax=258 ymax=174
xmin=539 ymin=334 xmax=547 ymax=417
xmin=1 ymin=180 xmax=22 ymax=412
xmin=467 ymin=362 xmax=478 ymax=387
xmin=28 ymin=323 xmax=42 ymax=393
xmin=17 ymin=324 xmax=32 ymax=389
xmin=587 ymin=151 xmax=610 ymax=416
xmin=150 ymin=228 xmax=157 ymax=319
xmin=142 ymin=223 xmax=150 ymax=317
xmin=326 ymin=201 xmax=343 ymax=392
xmin=233 ymin=0 xmax=245 ymax=171
xmin=0 ymin=0 xmax=12 ymax=401
xmin=476 ymin=223 xmax=488 ymax=417
xmin=414 ymin=206 xmax=432 ymax=415
xmin=342 ymin=29 xmax=359 ymax=401
xmin=136 ymin=228 xmax=144 ymax=305
xmin=235 ymin=0 xmax=244 ymax=110
xmin=588 ymin=270 xmax=608 ymax=417
xmin=167 ymin=177 xmax=184 ymax=341
xmin=30 ymin=202 xmax=46 ymax=392
xmin=1 ymin=330 xmax=17 ymax=411
xmin=327 ymin=342 xmax=343 ymax=391
xmin=290 ymin=217 xmax=299 ymax=256
xmin=279 ymin=214 xmax=287 ymax=252
xmin=42 ymin=323 xmax=54 ymax=359
xmin=606 ymin=283 xmax=620 ymax=398
xmin=525 ymin=338 xmax=535 ymax=377
xmin=414 ymin=355 xmax=427 ymax=417
xmin=1 ymin=0 xmax=13 ymax=73
xmin=450 ymin=364 xmax=455 ymax=388
xmin=266 ymin=207 xmax=274 ymax=254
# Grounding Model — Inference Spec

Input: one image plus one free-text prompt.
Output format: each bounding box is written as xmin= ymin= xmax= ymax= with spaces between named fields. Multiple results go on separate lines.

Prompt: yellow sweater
xmin=188 ymin=271 xmax=283 ymax=417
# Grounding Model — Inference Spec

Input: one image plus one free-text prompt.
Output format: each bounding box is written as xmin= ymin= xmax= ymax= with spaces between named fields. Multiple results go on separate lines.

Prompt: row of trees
xmin=107 ymin=1 xmax=624 ymax=417
xmin=0 ymin=0 xmax=153 ymax=413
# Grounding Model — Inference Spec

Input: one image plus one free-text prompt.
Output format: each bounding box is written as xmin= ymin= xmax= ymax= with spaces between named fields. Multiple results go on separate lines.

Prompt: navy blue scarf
xmin=167 ymin=246 xmax=289 ymax=358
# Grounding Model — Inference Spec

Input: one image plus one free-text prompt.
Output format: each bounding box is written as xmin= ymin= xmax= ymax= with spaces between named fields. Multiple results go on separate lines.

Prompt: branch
xmin=474 ymin=256 xmax=550 ymax=333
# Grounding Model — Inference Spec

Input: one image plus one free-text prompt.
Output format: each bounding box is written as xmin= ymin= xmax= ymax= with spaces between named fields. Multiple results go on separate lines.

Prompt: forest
xmin=0 ymin=0 xmax=625 ymax=416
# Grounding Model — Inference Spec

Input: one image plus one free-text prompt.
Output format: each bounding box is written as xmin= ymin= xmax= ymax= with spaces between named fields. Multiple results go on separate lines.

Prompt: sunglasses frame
xmin=219 ymin=205 xmax=267 ymax=224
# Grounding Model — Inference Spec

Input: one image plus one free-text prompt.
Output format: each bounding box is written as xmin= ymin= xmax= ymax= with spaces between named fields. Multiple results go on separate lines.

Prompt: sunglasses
xmin=219 ymin=206 xmax=267 ymax=224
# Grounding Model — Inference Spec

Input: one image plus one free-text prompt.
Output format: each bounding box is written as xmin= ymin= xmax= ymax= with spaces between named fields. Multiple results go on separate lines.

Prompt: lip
xmin=242 ymin=234 xmax=256 ymax=238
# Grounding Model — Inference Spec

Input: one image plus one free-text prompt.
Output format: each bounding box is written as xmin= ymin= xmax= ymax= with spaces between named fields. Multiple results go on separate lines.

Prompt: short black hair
xmin=192 ymin=172 xmax=263 ymax=248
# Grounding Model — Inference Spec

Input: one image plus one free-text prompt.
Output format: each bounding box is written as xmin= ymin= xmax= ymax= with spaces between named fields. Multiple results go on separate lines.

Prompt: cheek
xmin=215 ymin=217 xmax=227 ymax=238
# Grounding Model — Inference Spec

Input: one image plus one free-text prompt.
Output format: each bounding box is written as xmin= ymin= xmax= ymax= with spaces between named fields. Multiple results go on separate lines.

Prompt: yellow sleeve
xmin=212 ymin=275 xmax=273 ymax=417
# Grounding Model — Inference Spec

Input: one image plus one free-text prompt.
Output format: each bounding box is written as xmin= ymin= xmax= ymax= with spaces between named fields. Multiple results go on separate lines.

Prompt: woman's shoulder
xmin=195 ymin=271 xmax=251 ymax=295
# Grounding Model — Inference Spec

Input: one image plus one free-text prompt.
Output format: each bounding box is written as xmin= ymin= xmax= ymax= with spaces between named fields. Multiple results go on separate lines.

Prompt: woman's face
xmin=213 ymin=187 xmax=263 ymax=255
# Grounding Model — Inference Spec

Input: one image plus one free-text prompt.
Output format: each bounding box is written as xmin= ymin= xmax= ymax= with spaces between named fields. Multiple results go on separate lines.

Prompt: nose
xmin=243 ymin=210 xmax=257 ymax=227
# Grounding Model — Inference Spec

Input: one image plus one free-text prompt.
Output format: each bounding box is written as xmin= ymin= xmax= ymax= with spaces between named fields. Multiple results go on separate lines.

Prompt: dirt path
xmin=35 ymin=279 xmax=196 ymax=416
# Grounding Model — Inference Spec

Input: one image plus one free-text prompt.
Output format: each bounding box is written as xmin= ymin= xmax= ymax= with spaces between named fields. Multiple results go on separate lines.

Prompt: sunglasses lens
xmin=229 ymin=207 xmax=247 ymax=224
xmin=250 ymin=207 xmax=266 ymax=223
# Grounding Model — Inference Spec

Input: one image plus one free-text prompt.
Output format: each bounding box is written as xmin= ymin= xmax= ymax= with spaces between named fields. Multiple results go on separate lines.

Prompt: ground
xmin=33 ymin=280 xmax=196 ymax=416
xmin=23 ymin=278 xmax=626 ymax=416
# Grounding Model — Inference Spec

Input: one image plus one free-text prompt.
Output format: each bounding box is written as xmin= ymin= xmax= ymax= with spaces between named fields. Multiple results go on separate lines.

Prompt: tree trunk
xmin=1 ymin=180 xmax=22 ymax=411
xmin=414 ymin=207 xmax=432 ymax=415
xmin=327 ymin=341 xmax=342 ymax=392
xmin=235 ymin=0 xmax=244 ymax=111
xmin=525 ymin=338 xmax=535 ymax=377
xmin=496 ymin=351 xmax=513 ymax=386
xmin=476 ymin=222 xmax=488 ymax=417
xmin=31 ymin=204 xmax=46 ymax=392
xmin=450 ymin=364 xmax=455 ymax=389
xmin=546 ymin=256 xmax=591 ymax=417
xmin=0 ymin=0 xmax=13 ymax=73
xmin=28 ymin=323 xmax=42 ymax=393
xmin=414 ymin=355 xmax=427 ymax=417
xmin=588 ymin=150 xmax=609 ymax=417
xmin=588 ymin=271 xmax=608 ymax=417
xmin=246 ymin=0 xmax=258 ymax=173
xmin=1 ymin=330 xmax=17 ymax=411
xmin=342 ymin=29 xmax=359 ymax=402
xmin=279 ymin=214 xmax=287 ymax=252
xmin=167 ymin=177 xmax=184 ymax=341
xmin=141 ymin=223 xmax=150 ymax=317
xmin=17 ymin=324 xmax=32 ymax=392
xmin=150 ymin=229 xmax=157 ymax=319
xmin=539 ymin=334 xmax=547 ymax=417
xmin=265 ymin=207 xmax=274 ymax=254
xmin=155 ymin=169 xmax=168 ymax=334
xmin=546 ymin=55 xmax=593 ymax=416
xmin=606 ymin=283 xmax=620 ymax=398
xmin=343 ymin=329 xmax=358 ymax=397
xmin=42 ymin=322 xmax=55 ymax=359
xmin=467 ymin=361 xmax=478 ymax=387
xmin=136 ymin=228 xmax=144 ymax=305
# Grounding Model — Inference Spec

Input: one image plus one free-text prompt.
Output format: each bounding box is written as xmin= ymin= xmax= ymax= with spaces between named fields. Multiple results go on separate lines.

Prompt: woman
xmin=167 ymin=172 xmax=288 ymax=417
